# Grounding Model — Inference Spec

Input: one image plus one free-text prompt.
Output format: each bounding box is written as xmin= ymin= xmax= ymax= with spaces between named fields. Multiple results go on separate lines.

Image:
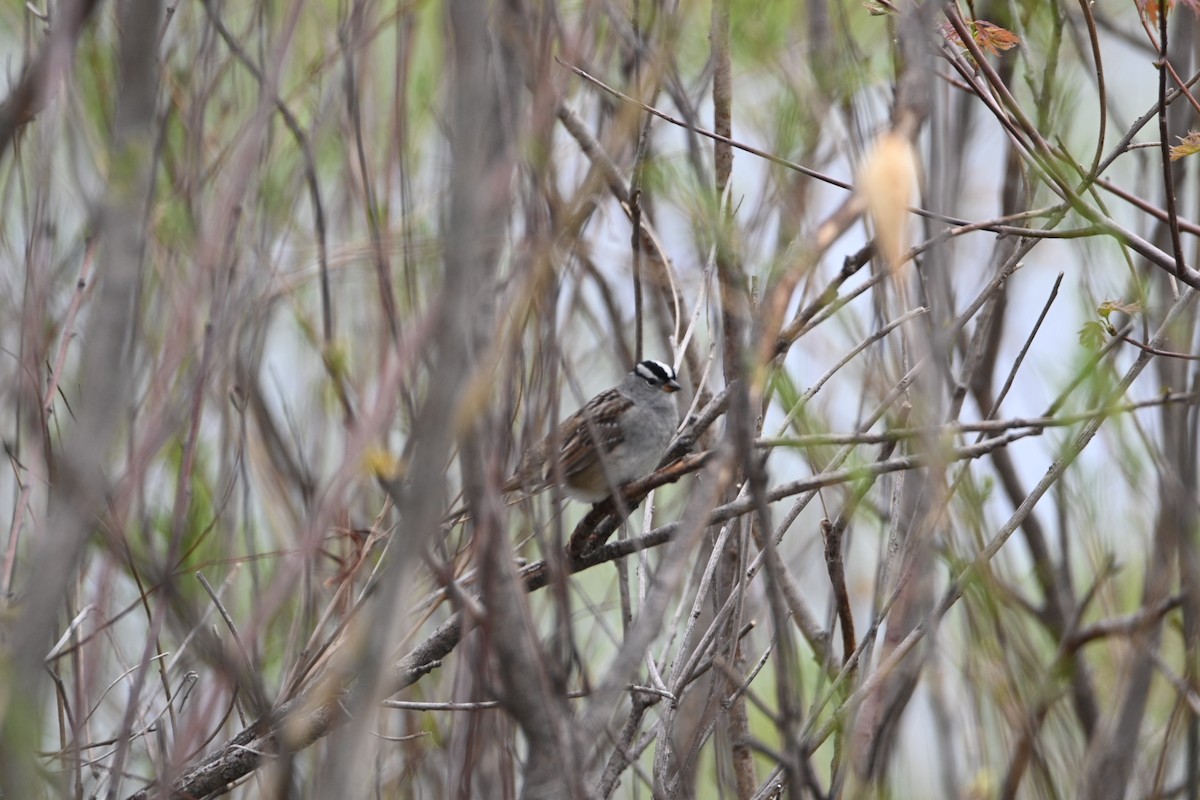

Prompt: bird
xmin=504 ymin=359 xmax=681 ymax=503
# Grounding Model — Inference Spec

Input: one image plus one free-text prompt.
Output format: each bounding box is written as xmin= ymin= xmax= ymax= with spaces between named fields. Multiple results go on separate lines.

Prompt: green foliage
xmin=728 ymin=0 xmax=801 ymax=66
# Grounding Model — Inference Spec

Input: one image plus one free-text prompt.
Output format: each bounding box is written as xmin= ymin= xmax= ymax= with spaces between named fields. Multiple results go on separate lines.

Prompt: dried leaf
xmin=1170 ymin=131 xmax=1200 ymax=161
xmin=858 ymin=131 xmax=920 ymax=277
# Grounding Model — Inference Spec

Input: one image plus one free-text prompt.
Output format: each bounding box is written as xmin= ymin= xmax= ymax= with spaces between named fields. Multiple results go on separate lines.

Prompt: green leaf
xmin=1077 ymin=320 xmax=1108 ymax=350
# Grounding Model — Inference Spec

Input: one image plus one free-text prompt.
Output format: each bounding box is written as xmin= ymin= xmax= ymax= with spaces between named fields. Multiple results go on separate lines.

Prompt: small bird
xmin=506 ymin=359 xmax=682 ymax=502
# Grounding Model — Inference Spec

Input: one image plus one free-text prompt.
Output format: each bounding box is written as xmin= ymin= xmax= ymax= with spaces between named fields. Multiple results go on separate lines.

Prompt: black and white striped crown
xmin=635 ymin=359 xmax=676 ymax=385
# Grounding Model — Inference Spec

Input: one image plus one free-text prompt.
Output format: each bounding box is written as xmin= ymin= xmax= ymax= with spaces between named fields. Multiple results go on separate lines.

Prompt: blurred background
xmin=1 ymin=0 xmax=1199 ymax=797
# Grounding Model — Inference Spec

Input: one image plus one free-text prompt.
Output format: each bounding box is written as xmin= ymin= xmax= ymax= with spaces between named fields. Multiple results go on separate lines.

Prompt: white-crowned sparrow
xmin=506 ymin=359 xmax=681 ymax=502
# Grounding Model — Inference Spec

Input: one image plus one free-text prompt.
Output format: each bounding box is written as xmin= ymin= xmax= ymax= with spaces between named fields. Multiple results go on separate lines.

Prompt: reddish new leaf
xmin=940 ymin=18 xmax=1022 ymax=57
xmin=1139 ymin=0 xmax=1200 ymax=25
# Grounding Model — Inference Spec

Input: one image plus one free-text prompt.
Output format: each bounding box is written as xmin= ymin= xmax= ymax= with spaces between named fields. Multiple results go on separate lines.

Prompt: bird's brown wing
xmin=553 ymin=389 xmax=631 ymax=480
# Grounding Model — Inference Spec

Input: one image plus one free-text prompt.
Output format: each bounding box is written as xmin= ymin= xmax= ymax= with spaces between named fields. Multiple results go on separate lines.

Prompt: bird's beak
xmin=663 ymin=378 xmax=681 ymax=393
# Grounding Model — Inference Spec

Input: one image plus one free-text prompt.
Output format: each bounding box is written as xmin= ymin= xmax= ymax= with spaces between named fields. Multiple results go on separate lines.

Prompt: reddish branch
xmin=0 ymin=0 xmax=103 ymax=161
